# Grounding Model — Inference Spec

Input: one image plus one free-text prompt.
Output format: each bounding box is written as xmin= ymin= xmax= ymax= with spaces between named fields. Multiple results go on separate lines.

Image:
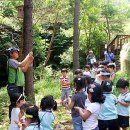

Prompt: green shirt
xmin=8 ymin=59 xmax=25 ymax=87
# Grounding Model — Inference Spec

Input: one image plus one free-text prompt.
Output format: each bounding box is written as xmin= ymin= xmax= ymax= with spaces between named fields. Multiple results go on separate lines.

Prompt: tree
xmin=23 ymin=0 xmax=35 ymax=103
xmin=73 ymin=0 xmax=80 ymax=72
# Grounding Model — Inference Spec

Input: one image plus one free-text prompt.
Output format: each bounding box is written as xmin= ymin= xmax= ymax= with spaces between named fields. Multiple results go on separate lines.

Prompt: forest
xmin=0 ymin=0 xmax=130 ymax=130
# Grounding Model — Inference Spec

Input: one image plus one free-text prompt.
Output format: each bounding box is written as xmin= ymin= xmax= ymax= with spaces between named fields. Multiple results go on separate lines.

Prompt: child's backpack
xmin=0 ymin=51 xmax=9 ymax=88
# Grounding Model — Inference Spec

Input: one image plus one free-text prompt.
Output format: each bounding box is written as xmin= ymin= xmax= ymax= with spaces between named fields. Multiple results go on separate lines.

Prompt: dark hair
xmin=88 ymin=83 xmax=105 ymax=103
xmin=107 ymin=64 xmax=115 ymax=69
xmin=26 ymin=105 xmax=40 ymax=127
xmin=85 ymin=65 xmax=90 ymax=70
xmin=74 ymin=76 xmax=86 ymax=91
xmin=11 ymin=93 xmax=24 ymax=107
xmin=75 ymin=69 xmax=82 ymax=75
xmin=116 ymin=79 xmax=129 ymax=89
xmin=101 ymin=80 xmax=113 ymax=92
xmin=92 ymin=62 xmax=98 ymax=68
xmin=111 ymin=58 xmax=115 ymax=62
xmin=84 ymin=75 xmax=92 ymax=85
xmin=61 ymin=68 xmax=67 ymax=73
xmin=40 ymin=95 xmax=57 ymax=111
xmin=20 ymin=102 xmax=33 ymax=112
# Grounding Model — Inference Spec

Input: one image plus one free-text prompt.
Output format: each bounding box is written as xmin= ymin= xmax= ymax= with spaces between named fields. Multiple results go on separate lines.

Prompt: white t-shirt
xmin=83 ymin=71 xmax=91 ymax=77
xmin=9 ymin=108 xmax=20 ymax=130
xmin=82 ymin=102 xmax=101 ymax=130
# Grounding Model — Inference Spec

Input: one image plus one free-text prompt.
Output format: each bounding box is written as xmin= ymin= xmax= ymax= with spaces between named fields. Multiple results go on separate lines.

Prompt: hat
xmin=89 ymin=50 xmax=93 ymax=53
xmin=61 ymin=68 xmax=67 ymax=72
xmin=96 ymin=70 xmax=110 ymax=77
xmin=7 ymin=47 xmax=19 ymax=53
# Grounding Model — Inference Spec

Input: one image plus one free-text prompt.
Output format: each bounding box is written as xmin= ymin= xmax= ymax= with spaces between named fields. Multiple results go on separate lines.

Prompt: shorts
xmin=61 ymin=88 xmax=70 ymax=101
xmin=98 ymin=119 xmax=119 ymax=130
xmin=118 ymin=115 xmax=129 ymax=128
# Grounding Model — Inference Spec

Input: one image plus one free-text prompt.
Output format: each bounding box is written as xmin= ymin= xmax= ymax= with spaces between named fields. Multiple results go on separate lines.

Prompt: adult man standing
xmin=86 ymin=50 xmax=96 ymax=66
xmin=7 ymin=47 xmax=34 ymax=119
xmin=104 ymin=48 xmax=115 ymax=63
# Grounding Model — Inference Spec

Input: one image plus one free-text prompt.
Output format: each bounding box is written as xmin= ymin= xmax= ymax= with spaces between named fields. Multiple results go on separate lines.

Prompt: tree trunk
xmin=23 ymin=0 xmax=35 ymax=103
xmin=73 ymin=0 xmax=80 ymax=72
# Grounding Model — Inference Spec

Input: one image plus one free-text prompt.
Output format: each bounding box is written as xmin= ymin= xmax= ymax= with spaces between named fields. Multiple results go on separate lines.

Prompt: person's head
xmin=12 ymin=93 xmax=25 ymax=108
xmin=20 ymin=102 xmax=33 ymax=117
xmin=7 ymin=47 xmax=19 ymax=59
xmin=96 ymin=68 xmax=110 ymax=82
xmin=116 ymin=79 xmax=129 ymax=94
xmin=92 ymin=62 xmax=98 ymax=68
xmin=107 ymin=63 xmax=115 ymax=72
xmin=87 ymin=83 xmax=105 ymax=103
xmin=89 ymin=50 xmax=93 ymax=54
xmin=101 ymin=80 xmax=113 ymax=92
xmin=25 ymin=105 xmax=40 ymax=126
xmin=84 ymin=75 xmax=92 ymax=86
xmin=85 ymin=65 xmax=90 ymax=72
xmin=61 ymin=68 xmax=67 ymax=77
xmin=108 ymin=48 xmax=111 ymax=53
xmin=74 ymin=76 xmax=86 ymax=91
xmin=75 ymin=69 xmax=83 ymax=76
xmin=40 ymin=95 xmax=57 ymax=111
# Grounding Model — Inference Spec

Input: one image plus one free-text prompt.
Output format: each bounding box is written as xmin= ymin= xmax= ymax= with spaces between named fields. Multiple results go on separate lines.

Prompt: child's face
xmin=108 ymin=67 xmax=113 ymax=72
xmin=17 ymin=99 xmax=25 ymax=107
xmin=85 ymin=68 xmax=89 ymax=72
xmin=118 ymin=87 xmax=128 ymax=94
xmin=10 ymin=51 xmax=19 ymax=59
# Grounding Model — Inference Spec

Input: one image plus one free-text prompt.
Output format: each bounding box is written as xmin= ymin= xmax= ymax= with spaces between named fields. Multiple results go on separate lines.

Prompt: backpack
xmin=0 ymin=52 xmax=9 ymax=88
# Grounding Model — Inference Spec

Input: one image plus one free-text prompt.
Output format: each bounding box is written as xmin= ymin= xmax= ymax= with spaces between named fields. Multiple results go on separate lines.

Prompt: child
xmin=83 ymin=65 xmax=91 ymax=76
xmin=24 ymin=105 xmax=41 ymax=130
xmin=107 ymin=63 xmax=116 ymax=81
xmin=67 ymin=76 xmax=87 ymax=130
xmin=116 ymin=79 xmax=130 ymax=130
xmin=75 ymin=69 xmax=83 ymax=76
xmin=39 ymin=95 xmax=57 ymax=130
xmin=98 ymin=80 xmax=119 ymax=130
xmin=9 ymin=93 xmax=25 ymax=130
xmin=75 ymin=83 xmax=105 ymax=130
xmin=18 ymin=102 xmax=33 ymax=130
xmin=60 ymin=68 xmax=70 ymax=105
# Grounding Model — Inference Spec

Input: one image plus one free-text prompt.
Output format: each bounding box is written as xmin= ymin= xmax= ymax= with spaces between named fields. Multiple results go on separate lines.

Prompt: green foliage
xmin=113 ymin=71 xmax=129 ymax=96
xmin=0 ymin=87 xmax=9 ymax=129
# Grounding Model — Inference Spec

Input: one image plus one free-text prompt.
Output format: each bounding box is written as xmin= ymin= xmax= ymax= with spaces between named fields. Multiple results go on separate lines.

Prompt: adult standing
xmin=86 ymin=50 xmax=96 ymax=67
xmin=7 ymin=47 xmax=34 ymax=119
xmin=104 ymin=48 xmax=115 ymax=63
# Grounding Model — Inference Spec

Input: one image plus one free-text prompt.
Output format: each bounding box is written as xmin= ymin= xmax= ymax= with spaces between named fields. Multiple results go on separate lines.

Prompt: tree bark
xmin=73 ymin=0 xmax=80 ymax=72
xmin=23 ymin=0 xmax=35 ymax=103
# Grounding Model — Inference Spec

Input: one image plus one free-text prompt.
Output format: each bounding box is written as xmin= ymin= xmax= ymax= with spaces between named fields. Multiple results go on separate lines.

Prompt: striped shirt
xmin=60 ymin=76 xmax=70 ymax=88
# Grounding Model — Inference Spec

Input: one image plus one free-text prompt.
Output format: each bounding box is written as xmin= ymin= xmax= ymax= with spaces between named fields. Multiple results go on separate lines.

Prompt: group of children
xmin=59 ymin=61 xmax=130 ymax=130
xmin=9 ymin=93 xmax=57 ymax=130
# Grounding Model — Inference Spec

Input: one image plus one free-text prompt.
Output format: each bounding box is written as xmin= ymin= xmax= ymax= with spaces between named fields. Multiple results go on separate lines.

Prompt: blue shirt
xmin=98 ymin=93 xmax=118 ymax=120
xmin=71 ymin=91 xmax=86 ymax=118
xmin=117 ymin=91 xmax=130 ymax=116
xmin=39 ymin=110 xmax=55 ymax=130
xmin=24 ymin=123 xmax=41 ymax=130
xmin=104 ymin=52 xmax=115 ymax=63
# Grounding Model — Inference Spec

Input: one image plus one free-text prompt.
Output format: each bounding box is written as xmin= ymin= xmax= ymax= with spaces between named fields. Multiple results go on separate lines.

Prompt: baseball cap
xmin=7 ymin=47 xmax=19 ymax=53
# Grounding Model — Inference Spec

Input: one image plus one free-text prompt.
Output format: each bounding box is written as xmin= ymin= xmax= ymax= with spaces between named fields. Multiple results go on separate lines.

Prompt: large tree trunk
xmin=73 ymin=0 xmax=80 ymax=72
xmin=23 ymin=0 xmax=35 ymax=103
